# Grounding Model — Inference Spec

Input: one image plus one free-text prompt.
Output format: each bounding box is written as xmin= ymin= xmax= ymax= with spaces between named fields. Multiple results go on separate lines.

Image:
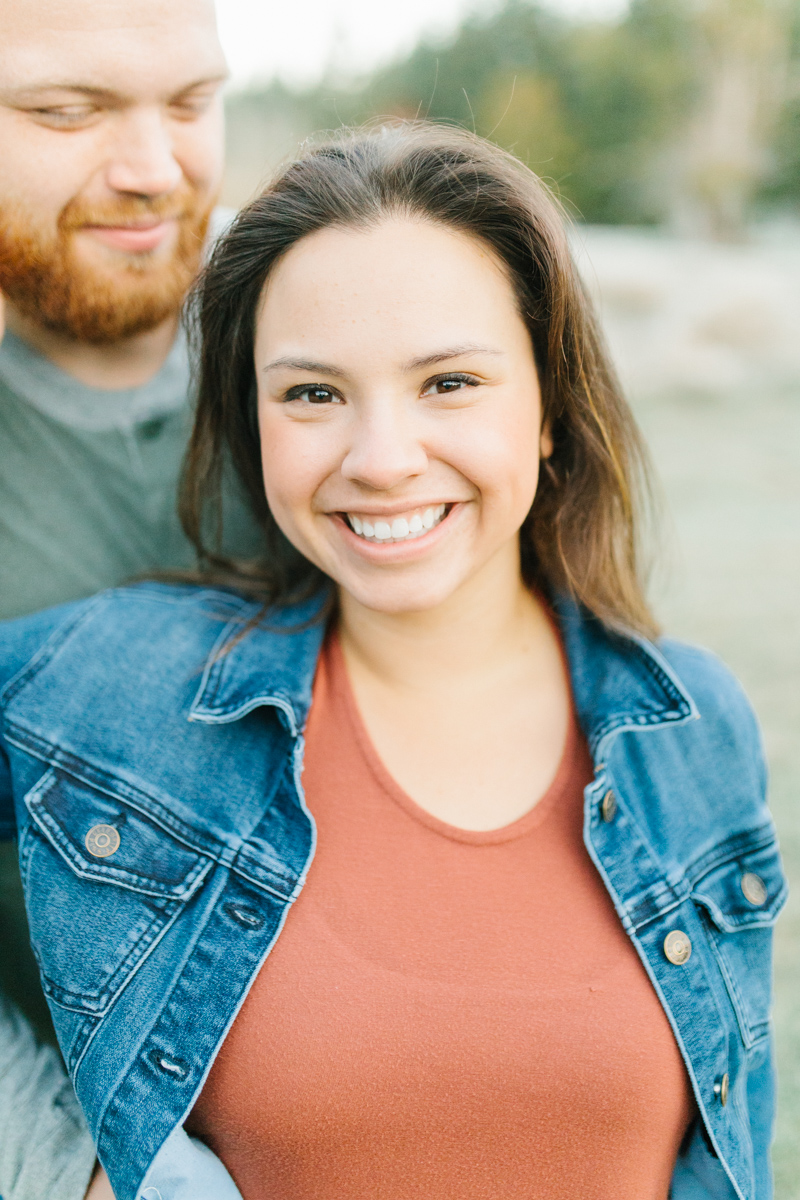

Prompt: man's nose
xmin=341 ymin=405 xmax=429 ymax=491
xmin=104 ymin=108 xmax=183 ymax=198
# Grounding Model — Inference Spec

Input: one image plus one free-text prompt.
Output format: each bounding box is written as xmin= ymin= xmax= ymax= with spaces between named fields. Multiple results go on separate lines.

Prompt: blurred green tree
xmin=223 ymin=0 xmax=798 ymax=230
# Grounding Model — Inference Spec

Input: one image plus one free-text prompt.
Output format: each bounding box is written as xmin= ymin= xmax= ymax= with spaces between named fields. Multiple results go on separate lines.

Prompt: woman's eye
xmin=423 ymin=374 xmax=478 ymax=396
xmin=286 ymin=385 xmax=343 ymax=405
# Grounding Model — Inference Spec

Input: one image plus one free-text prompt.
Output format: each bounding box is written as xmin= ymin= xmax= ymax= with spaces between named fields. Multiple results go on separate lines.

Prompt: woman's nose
xmin=340 ymin=407 xmax=429 ymax=492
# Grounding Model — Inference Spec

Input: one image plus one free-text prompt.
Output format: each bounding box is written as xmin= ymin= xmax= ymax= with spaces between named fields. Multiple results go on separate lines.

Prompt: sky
xmin=215 ymin=0 xmax=627 ymax=90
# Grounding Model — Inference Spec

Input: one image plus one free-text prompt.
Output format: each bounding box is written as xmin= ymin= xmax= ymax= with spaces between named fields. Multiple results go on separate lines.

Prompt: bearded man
xmin=0 ymin=4 xmax=256 ymax=1197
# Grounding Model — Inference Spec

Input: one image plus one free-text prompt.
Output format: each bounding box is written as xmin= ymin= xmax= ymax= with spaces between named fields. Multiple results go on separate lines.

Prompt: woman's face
xmin=255 ymin=217 xmax=551 ymax=615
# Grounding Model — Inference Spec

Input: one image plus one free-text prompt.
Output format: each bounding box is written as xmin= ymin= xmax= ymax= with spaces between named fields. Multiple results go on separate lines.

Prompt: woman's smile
xmin=329 ymin=501 xmax=465 ymax=563
xmin=344 ymin=503 xmax=449 ymax=543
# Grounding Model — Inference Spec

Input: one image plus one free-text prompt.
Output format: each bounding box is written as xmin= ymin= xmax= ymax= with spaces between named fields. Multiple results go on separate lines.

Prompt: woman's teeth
xmin=347 ymin=504 xmax=448 ymax=542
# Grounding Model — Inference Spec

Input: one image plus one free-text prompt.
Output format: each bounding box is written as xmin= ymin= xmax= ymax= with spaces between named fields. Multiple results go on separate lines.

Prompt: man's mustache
xmin=59 ymin=193 xmax=195 ymax=232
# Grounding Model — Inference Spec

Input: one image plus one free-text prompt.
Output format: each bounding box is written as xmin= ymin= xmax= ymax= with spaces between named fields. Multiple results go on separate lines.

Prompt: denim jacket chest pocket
xmin=20 ymin=766 xmax=214 ymax=1021
xmin=691 ymin=838 xmax=787 ymax=1050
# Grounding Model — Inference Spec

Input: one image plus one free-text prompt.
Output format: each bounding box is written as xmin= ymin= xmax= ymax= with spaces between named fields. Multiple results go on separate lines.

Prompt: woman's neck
xmin=336 ymin=539 xmax=570 ymax=832
xmin=337 ymin=543 xmax=548 ymax=694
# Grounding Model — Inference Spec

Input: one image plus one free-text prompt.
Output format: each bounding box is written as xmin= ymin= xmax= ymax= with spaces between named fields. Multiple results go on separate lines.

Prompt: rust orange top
xmin=189 ymin=632 xmax=694 ymax=1199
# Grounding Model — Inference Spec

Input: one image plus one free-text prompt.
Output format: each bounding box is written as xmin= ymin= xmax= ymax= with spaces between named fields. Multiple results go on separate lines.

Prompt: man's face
xmin=0 ymin=0 xmax=227 ymax=343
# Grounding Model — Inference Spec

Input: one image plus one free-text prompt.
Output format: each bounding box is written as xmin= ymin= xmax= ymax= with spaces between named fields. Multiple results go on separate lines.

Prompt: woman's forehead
xmin=256 ymin=217 xmax=526 ymax=364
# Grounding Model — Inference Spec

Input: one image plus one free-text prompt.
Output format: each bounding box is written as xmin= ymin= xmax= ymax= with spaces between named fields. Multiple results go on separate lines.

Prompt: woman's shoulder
xmin=657 ymin=634 xmax=761 ymax=750
xmin=652 ymin=635 xmax=768 ymax=824
xmin=0 ymin=583 xmax=273 ymax=703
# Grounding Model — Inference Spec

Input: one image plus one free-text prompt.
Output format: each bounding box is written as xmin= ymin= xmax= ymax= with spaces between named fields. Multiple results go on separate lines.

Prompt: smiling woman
xmin=0 ymin=121 xmax=786 ymax=1200
xmin=183 ymin=123 xmax=654 ymax=637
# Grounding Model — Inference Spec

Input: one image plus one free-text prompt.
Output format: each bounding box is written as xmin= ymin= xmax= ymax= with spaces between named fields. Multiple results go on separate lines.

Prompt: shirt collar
xmin=0 ymin=326 xmax=190 ymax=432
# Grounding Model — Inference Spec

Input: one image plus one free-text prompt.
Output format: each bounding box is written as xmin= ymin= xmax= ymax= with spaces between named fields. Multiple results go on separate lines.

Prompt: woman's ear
xmin=540 ymin=420 xmax=553 ymax=460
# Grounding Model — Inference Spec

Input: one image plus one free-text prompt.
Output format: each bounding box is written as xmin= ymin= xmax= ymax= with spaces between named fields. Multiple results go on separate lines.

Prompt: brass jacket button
xmin=85 ymin=824 xmax=121 ymax=858
xmin=741 ymin=872 xmax=767 ymax=906
xmin=600 ymin=790 xmax=617 ymax=822
xmin=714 ymin=1073 xmax=730 ymax=1106
xmin=664 ymin=930 xmax=692 ymax=965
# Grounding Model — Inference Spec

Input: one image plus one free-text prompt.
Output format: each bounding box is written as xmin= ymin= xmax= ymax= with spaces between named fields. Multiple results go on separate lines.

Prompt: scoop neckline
xmin=325 ymin=631 xmax=579 ymax=846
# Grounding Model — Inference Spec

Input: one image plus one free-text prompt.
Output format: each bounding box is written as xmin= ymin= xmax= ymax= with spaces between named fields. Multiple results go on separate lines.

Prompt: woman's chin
xmin=335 ymin=569 xmax=468 ymax=618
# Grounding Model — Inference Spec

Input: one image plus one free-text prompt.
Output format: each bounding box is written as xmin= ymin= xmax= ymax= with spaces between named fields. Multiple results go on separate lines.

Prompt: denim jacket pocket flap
xmin=691 ymin=840 xmax=787 ymax=934
xmin=689 ymin=839 xmax=786 ymax=1049
xmin=21 ymin=767 xmax=215 ymax=1017
xmin=25 ymin=767 xmax=213 ymax=900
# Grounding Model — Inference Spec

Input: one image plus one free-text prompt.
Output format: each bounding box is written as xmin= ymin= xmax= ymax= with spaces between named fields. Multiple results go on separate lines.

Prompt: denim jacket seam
xmin=13 ymin=734 xmax=302 ymax=904
xmin=703 ymin=924 xmax=771 ymax=1051
xmin=684 ymin=823 xmax=780 ymax=883
xmin=582 ymin=817 xmax=748 ymax=1198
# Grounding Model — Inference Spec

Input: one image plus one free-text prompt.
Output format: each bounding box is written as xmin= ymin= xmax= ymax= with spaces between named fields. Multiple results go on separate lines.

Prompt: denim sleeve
xmin=747 ymin=1037 xmax=777 ymax=1197
xmin=0 ymin=600 xmax=89 ymax=837
xmin=0 ymin=995 xmax=97 ymax=1200
xmin=0 ymin=603 xmax=99 ymax=1199
xmin=0 ymin=742 xmax=13 ymax=841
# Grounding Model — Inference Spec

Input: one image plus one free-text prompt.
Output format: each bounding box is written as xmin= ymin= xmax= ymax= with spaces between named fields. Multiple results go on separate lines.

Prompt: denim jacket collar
xmin=188 ymin=594 xmax=328 ymax=736
xmin=553 ymin=595 xmax=699 ymax=760
xmin=188 ymin=590 xmax=698 ymax=758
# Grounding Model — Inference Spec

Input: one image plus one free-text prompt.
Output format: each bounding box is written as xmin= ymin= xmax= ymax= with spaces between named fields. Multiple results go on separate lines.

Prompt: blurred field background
xmin=216 ymin=0 xmax=800 ymax=1185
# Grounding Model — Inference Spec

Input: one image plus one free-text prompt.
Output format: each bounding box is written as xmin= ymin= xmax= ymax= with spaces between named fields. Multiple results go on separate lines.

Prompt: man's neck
xmin=4 ymin=305 xmax=180 ymax=390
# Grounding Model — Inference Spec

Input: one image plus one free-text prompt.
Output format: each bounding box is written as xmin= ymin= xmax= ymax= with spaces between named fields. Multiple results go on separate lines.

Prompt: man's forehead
xmin=0 ymin=0 xmax=225 ymax=94
xmin=0 ymin=0 xmax=217 ymax=34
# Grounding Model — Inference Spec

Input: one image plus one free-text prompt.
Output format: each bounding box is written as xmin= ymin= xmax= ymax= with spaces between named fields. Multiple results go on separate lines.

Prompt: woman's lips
xmin=82 ymin=220 xmax=176 ymax=254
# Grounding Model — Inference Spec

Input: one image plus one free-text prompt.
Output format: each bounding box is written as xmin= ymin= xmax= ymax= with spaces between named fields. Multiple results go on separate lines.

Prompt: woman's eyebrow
xmin=402 ymin=345 xmax=503 ymax=371
xmin=262 ymin=345 xmax=502 ymax=377
xmin=263 ymin=357 xmax=347 ymax=377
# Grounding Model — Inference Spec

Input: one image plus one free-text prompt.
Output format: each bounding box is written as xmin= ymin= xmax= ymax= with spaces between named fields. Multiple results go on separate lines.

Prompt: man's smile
xmin=80 ymin=219 xmax=177 ymax=254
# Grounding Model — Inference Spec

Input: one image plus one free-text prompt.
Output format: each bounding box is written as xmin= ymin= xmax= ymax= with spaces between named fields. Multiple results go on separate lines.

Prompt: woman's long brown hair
xmin=181 ymin=121 xmax=659 ymax=638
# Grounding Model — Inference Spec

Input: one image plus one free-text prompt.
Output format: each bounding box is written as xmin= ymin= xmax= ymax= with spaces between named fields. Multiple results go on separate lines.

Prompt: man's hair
xmin=181 ymin=121 xmax=659 ymax=637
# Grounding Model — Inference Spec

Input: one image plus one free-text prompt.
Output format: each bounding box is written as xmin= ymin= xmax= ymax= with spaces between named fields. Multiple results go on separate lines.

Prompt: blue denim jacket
xmin=0 ymin=583 xmax=787 ymax=1200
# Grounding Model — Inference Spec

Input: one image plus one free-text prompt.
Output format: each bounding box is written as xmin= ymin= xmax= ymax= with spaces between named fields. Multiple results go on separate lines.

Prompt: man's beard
xmin=0 ymin=186 xmax=214 ymax=344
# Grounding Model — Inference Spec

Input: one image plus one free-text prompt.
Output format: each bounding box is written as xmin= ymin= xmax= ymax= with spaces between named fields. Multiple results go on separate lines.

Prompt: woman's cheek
xmin=259 ymin=420 xmax=308 ymax=531
xmin=449 ymin=420 xmax=540 ymax=524
xmin=259 ymin=421 xmax=336 ymax=557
